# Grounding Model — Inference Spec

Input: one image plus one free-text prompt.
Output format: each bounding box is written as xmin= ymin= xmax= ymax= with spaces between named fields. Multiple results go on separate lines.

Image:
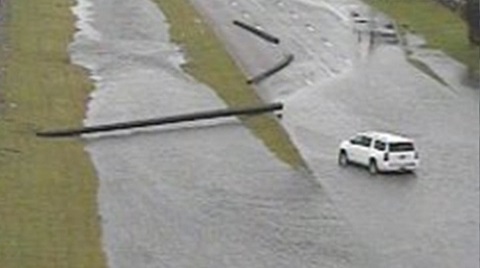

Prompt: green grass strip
xmin=0 ymin=0 xmax=106 ymax=267
xmin=151 ymin=0 xmax=306 ymax=168
xmin=364 ymin=0 xmax=479 ymax=74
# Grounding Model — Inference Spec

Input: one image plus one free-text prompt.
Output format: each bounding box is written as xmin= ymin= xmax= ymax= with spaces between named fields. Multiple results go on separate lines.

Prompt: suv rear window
xmin=388 ymin=142 xmax=415 ymax=152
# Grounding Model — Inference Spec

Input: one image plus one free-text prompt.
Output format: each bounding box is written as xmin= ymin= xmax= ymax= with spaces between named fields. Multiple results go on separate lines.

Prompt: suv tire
xmin=369 ymin=159 xmax=379 ymax=174
xmin=338 ymin=151 xmax=349 ymax=167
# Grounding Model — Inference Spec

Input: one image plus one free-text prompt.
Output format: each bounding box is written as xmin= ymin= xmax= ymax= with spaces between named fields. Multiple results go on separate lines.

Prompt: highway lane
xmin=71 ymin=0 xmax=380 ymax=267
xmin=284 ymin=45 xmax=479 ymax=268
xmin=70 ymin=0 xmax=479 ymax=266
xmin=190 ymin=0 xmax=479 ymax=267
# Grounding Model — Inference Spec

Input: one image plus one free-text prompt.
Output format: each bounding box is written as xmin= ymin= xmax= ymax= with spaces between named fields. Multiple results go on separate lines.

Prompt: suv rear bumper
xmin=378 ymin=160 xmax=419 ymax=172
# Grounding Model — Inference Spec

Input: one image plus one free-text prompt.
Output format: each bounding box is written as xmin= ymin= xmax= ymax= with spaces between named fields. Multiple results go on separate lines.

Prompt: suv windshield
xmin=388 ymin=142 xmax=415 ymax=152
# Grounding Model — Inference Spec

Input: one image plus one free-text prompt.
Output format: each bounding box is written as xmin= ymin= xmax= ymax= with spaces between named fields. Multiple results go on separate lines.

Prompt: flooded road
xmin=70 ymin=0 xmax=478 ymax=267
xmin=70 ymin=0 xmax=378 ymax=267
xmin=283 ymin=46 xmax=479 ymax=268
xmin=189 ymin=0 xmax=479 ymax=267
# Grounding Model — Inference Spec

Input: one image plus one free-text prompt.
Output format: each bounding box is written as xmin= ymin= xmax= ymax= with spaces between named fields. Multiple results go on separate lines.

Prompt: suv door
xmin=349 ymin=135 xmax=372 ymax=164
xmin=356 ymin=135 xmax=373 ymax=165
xmin=348 ymin=135 xmax=364 ymax=163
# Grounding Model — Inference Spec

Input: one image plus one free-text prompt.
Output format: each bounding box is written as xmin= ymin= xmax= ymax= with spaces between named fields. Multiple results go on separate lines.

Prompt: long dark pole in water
xmin=36 ymin=102 xmax=283 ymax=138
xmin=247 ymin=54 xmax=294 ymax=85
xmin=232 ymin=20 xmax=280 ymax=44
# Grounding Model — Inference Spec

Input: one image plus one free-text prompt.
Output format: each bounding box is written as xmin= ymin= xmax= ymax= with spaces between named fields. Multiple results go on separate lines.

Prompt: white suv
xmin=338 ymin=131 xmax=419 ymax=174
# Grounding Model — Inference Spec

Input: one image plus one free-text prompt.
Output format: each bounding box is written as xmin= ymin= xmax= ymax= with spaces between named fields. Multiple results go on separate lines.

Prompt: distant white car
xmin=338 ymin=131 xmax=419 ymax=174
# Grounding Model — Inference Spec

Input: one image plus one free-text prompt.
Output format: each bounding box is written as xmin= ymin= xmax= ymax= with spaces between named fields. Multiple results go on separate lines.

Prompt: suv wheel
xmin=338 ymin=151 xmax=349 ymax=166
xmin=369 ymin=159 xmax=379 ymax=174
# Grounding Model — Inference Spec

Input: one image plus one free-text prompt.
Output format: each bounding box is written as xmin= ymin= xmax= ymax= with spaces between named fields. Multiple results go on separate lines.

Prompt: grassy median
xmin=0 ymin=0 xmax=106 ymax=267
xmin=151 ymin=0 xmax=306 ymax=168
xmin=365 ymin=0 xmax=479 ymax=75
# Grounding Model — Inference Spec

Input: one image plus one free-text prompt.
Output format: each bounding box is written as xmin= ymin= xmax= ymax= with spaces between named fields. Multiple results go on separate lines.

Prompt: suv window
xmin=350 ymin=136 xmax=363 ymax=145
xmin=350 ymin=135 xmax=372 ymax=147
xmin=359 ymin=136 xmax=372 ymax=147
xmin=374 ymin=140 xmax=386 ymax=151
xmin=388 ymin=142 xmax=415 ymax=152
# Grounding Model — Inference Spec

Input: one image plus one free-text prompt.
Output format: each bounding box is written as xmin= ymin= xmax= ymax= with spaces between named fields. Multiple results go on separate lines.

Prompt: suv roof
xmin=361 ymin=131 xmax=413 ymax=143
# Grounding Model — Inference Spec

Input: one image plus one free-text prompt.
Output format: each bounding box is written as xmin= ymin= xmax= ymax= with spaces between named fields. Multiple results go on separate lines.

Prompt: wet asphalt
xmin=71 ymin=0 xmax=479 ymax=267
xmin=191 ymin=0 xmax=479 ymax=267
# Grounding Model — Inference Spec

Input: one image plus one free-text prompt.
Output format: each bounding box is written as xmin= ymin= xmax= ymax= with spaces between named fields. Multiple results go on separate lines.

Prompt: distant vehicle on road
xmin=338 ymin=131 xmax=419 ymax=174
xmin=375 ymin=23 xmax=399 ymax=43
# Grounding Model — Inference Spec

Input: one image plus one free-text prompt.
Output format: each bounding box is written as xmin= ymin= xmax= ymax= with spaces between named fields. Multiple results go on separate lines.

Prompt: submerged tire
xmin=338 ymin=151 xmax=349 ymax=167
xmin=369 ymin=159 xmax=379 ymax=174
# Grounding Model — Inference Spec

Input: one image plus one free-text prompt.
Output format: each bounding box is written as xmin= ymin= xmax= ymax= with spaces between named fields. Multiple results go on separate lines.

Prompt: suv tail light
xmin=414 ymin=152 xmax=419 ymax=159
xmin=383 ymin=152 xmax=389 ymax=161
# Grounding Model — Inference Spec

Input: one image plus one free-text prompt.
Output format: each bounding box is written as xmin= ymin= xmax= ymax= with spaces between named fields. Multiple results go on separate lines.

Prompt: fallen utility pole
xmin=36 ymin=102 xmax=283 ymax=138
xmin=247 ymin=54 xmax=294 ymax=85
xmin=233 ymin=20 xmax=280 ymax=44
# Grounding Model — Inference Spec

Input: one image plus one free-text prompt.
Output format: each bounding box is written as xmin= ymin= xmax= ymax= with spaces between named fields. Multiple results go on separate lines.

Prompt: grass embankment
xmin=364 ymin=0 xmax=480 ymax=75
xmin=0 ymin=0 xmax=105 ymax=267
xmin=151 ymin=0 xmax=306 ymax=168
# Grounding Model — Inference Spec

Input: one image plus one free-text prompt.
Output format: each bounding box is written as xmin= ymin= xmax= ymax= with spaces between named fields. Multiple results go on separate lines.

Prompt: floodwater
xmin=70 ymin=0 xmax=479 ymax=267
